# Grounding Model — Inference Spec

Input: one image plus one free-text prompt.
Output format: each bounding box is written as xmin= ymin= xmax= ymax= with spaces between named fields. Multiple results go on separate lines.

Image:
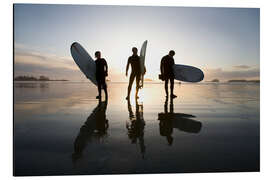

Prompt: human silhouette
xmin=72 ymin=100 xmax=109 ymax=164
xmin=160 ymin=50 xmax=177 ymax=98
xmin=95 ymin=51 xmax=108 ymax=100
xmin=125 ymin=47 xmax=146 ymax=100
xmin=126 ymin=99 xmax=146 ymax=159
xmin=158 ymin=97 xmax=202 ymax=145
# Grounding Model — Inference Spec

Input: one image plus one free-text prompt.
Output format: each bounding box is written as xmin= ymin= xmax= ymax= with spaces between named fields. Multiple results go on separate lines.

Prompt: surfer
xmin=160 ymin=50 xmax=177 ymax=98
xmin=125 ymin=47 xmax=145 ymax=100
xmin=95 ymin=51 xmax=108 ymax=100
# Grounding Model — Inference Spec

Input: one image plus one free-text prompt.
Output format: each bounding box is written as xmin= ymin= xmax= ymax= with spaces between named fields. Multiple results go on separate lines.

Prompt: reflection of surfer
xmin=125 ymin=47 xmax=146 ymax=100
xmin=160 ymin=50 xmax=177 ymax=99
xmin=72 ymin=100 xmax=109 ymax=164
xmin=159 ymin=97 xmax=174 ymax=145
xmin=95 ymin=51 xmax=108 ymax=100
xmin=126 ymin=99 xmax=146 ymax=158
xmin=158 ymin=97 xmax=202 ymax=145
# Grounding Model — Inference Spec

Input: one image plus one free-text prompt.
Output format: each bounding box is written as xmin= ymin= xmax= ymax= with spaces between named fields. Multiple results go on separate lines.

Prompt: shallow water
xmin=14 ymin=82 xmax=260 ymax=176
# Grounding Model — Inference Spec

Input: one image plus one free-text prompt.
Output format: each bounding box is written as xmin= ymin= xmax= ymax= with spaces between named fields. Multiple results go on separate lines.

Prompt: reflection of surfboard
xmin=158 ymin=113 xmax=202 ymax=133
xmin=173 ymin=64 xmax=204 ymax=82
xmin=158 ymin=113 xmax=196 ymax=119
xmin=172 ymin=117 xmax=202 ymax=133
xmin=139 ymin=40 xmax=147 ymax=88
xmin=70 ymin=42 xmax=97 ymax=86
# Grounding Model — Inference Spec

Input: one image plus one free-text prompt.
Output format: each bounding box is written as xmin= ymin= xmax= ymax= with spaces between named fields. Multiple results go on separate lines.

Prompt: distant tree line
xmin=14 ymin=75 xmax=68 ymax=81
xmin=208 ymin=79 xmax=259 ymax=83
xmin=228 ymin=79 xmax=260 ymax=83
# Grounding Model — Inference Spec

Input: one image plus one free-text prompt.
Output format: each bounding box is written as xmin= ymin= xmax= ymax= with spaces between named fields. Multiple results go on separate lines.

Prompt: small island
xmin=211 ymin=79 xmax=220 ymax=83
xmin=228 ymin=79 xmax=260 ymax=83
xmin=14 ymin=75 xmax=68 ymax=81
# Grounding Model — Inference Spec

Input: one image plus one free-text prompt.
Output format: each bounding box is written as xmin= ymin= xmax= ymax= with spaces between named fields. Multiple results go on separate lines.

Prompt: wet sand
xmin=14 ymin=82 xmax=260 ymax=176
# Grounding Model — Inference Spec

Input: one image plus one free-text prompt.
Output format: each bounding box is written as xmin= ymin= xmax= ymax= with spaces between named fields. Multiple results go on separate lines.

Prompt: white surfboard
xmin=139 ymin=40 xmax=147 ymax=88
xmin=173 ymin=64 xmax=204 ymax=82
xmin=70 ymin=42 xmax=98 ymax=86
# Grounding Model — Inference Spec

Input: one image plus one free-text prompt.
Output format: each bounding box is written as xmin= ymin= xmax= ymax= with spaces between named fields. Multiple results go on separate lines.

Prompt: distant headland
xmin=228 ymin=79 xmax=260 ymax=83
xmin=14 ymin=75 xmax=68 ymax=81
xmin=206 ymin=79 xmax=260 ymax=83
xmin=211 ymin=79 xmax=220 ymax=82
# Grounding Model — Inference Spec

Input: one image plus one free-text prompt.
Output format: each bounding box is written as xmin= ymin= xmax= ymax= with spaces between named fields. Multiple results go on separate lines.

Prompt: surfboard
xmin=70 ymin=42 xmax=98 ymax=86
xmin=139 ymin=40 xmax=147 ymax=88
xmin=173 ymin=64 xmax=204 ymax=82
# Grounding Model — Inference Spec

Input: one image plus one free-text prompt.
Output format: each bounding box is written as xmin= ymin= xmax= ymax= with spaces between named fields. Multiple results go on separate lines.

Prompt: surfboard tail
xmin=138 ymin=75 xmax=144 ymax=89
xmin=139 ymin=40 xmax=147 ymax=89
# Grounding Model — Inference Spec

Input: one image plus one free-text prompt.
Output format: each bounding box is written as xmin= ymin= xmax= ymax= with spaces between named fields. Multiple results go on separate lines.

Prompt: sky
xmin=14 ymin=4 xmax=260 ymax=81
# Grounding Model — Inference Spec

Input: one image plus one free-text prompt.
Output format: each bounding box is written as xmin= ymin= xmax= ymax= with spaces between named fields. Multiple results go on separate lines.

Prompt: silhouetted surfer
xmin=160 ymin=50 xmax=177 ymax=98
xmin=125 ymin=47 xmax=145 ymax=100
xmin=126 ymin=99 xmax=146 ymax=158
xmin=95 ymin=51 xmax=108 ymax=100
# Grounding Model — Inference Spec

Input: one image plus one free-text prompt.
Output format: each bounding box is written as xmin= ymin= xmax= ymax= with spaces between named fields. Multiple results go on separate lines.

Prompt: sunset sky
xmin=14 ymin=4 xmax=260 ymax=81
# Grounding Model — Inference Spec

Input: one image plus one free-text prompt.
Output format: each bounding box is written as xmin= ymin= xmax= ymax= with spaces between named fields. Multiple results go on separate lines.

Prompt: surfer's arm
xmin=160 ymin=59 xmax=164 ymax=75
xmin=126 ymin=58 xmax=130 ymax=76
xmin=105 ymin=60 xmax=108 ymax=76
xmin=144 ymin=66 xmax=146 ymax=74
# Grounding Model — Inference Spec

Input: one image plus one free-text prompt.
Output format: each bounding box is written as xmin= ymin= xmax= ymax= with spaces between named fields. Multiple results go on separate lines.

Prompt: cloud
xmin=14 ymin=45 xmax=85 ymax=80
xmin=14 ymin=61 xmax=83 ymax=80
xmin=14 ymin=45 xmax=126 ymax=81
xmin=233 ymin=65 xmax=251 ymax=69
xmin=15 ymin=50 xmax=77 ymax=70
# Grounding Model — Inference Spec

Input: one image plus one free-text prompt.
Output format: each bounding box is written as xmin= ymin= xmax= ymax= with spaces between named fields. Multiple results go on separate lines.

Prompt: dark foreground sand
xmin=14 ymin=82 xmax=260 ymax=176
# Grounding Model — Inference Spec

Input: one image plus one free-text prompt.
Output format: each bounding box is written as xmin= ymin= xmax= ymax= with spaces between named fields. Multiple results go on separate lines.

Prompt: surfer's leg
xmin=135 ymin=74 xmax=140 ymax=99
xmin=103 ymin=83 xmax=108 ymax=100
xmin=165 ymin=79 xmax=169 ymax=97
xmin=127 ymin=73 xmax=135 ymax=99
xmin=170 ymin=77 xmax=174 ymax=94
xmin=97 ymin=82 xmax=102 ymax=99
xmin=170 ymin=77 xmax=177 ymax=98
